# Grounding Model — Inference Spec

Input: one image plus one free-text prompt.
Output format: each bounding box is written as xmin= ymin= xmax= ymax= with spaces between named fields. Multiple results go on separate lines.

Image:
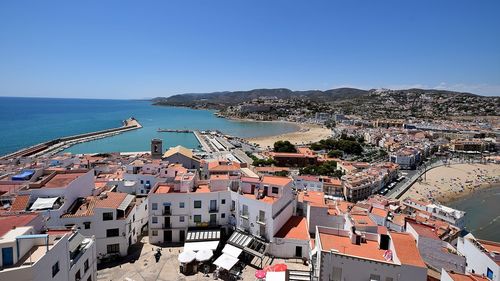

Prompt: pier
xmin=0 ymin=118 xmax=142 ymax=160
xmin=157 ymin=129 xmax=193 ymax=133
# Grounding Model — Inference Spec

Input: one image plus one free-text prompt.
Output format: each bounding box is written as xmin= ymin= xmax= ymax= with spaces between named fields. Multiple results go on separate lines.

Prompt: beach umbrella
xmin=255 ymin=270 xmax=266 ymax=279
xmin=178 ymin=250 xmax=196 ymax=263
xmin=195 ymin=249 xmax=213 ymax=262
xmin=272 ymin=263 xmax=287 ymax=272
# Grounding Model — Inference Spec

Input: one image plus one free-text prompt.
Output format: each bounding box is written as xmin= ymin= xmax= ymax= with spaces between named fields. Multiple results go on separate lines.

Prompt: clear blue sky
xmin=1 ymin=0 xmax=499 ymax=98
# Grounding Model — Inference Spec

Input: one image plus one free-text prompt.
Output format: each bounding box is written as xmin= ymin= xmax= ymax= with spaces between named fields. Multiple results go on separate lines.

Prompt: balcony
xmin=209 ymin=208 xmax=219 ymax=213
xmin=240 ymin=213 xmax=249 ymax=219
xmin=163 ymin=223 xmax=171 ymax=229
xmin=256 ymin=218 xmax=266 ymax=225
xmin=163 ymin=210 xmax=172 ymax=216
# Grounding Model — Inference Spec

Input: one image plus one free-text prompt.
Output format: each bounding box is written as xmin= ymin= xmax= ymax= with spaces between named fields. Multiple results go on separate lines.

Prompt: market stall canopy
xmin=178 ymin=250 xmax=196 ymax=263
xmin=195 ymin=249 xmax=213 ymax=262
xmin=213 ymin=253 xmax=239 ymax=270
xmin=183 ymin=241 xmax=219 ymax=252
xmin=30 ymin=197 xmax=59 ymax=210
xmin=222 ymin=244 xmax=243 ymax=258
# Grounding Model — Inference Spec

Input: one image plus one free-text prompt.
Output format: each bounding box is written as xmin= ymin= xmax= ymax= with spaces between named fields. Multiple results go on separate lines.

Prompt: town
xmin=0 ymin=114 xmax=498 ymax=281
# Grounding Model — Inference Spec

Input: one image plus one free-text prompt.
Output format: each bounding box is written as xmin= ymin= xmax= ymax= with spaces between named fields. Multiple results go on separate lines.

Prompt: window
xmin=152 ymin=203 xmax=158 ymax=210
xmin=242 ymin=204 xmax=249 ymax=216
xmin=194 ymin=215 xmax=201 ymax=223
xmin=75 ymin=269 xmax=81 ymax=281
xmin=152 ymin=217 xmax=158 ymax=224
xmin=221 ymin=213 xmax=225 ymax=218
xmin=369 ymin=274 xmax=381 ymax=281
xmin=106 ymin=228 xmax=120 ymax=237
xmin=221 ymin=199 xmax=226 ymax=204
xmin=180 ymin=216 xmax=185 ymax=222
xmin=84 ymin=259 xmax=89 ymax=272
xmin=194 ymin=200 xmax=202 ymax=208
xmin=487 ymin=268 xmax=493 ymax=279
xmin=102 ymin=212 xmax=113 ymax=221
xmin=107 ymin=244 xmax=120 ymax=254
xmin=52 ymin=261 xmax=60 ymax=277
xmin=272 ymin=187 xmax=279 ymax=194
xmin=83 ymin=222 xmax=91 ymax=229
xmin=152 ymin=230 xmax=158 ymax=236
xmin=180 ymin=202 xmax=185 ymax=208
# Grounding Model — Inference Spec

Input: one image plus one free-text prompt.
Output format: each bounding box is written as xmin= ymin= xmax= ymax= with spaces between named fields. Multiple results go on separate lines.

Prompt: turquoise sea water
xmin=0 ymin=97 xmax=298 ymax=155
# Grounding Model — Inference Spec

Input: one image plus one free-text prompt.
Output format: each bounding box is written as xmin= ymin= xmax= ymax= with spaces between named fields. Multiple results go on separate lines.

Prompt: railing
xmin=209 ymin=208 xmax=219 ymax=213
xmin=163 ymin=223 xmax=171 ymax=229
xmin=163 ymin=210 xmax=172 ymax=216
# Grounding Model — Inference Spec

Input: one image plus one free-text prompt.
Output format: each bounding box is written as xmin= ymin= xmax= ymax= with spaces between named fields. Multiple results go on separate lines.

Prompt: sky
xmin=0 ymin=0 xmax=499 ymax=99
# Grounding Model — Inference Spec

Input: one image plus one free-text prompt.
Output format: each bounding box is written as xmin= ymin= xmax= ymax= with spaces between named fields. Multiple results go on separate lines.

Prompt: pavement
xmin=97 ymin=236 xmax=310 ymax=281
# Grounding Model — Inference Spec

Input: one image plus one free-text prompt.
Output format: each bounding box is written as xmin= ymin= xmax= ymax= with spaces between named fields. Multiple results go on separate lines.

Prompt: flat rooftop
xmin=319 ymin=232 xmax=388 ymax=262
xmin=41 ymin=172 xmax=86 ymax=188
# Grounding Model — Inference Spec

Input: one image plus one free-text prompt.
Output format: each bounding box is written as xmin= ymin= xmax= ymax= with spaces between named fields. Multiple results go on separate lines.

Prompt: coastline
xmin=402 ymin=163 xmax=500 ymax=204
xmin=242 ymin=121 xmax=331 ymax=148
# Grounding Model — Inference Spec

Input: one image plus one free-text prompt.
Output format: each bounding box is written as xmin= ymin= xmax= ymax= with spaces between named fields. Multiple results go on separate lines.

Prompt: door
xmin=164 ymin=230 xmax=172 ymax=242
xmin=210 ymin=200 xmax=217 ymax=212
xmin=295 ymin=246 xmax=302 ymax=257
xmin=164 ymin=216 xmax=170 ymax=228
xmin=210 ymin=214 xmax=217 ymax=225
xmin=179 ymin=230 xmax=185 ymax=242
xmin=2 ymin=247 xmax=14 ymax=266
xmin=164 ymin=205 xmax=171 ymax=215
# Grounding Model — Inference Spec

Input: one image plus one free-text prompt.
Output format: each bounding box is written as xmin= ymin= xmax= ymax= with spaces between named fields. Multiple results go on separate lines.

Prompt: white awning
xmin=30 ymin=197 xmax=58 ymax=210
xmin=266 ymin=272 xmax=287 ymax=281
xmin=117 ymin=194 xmax=135 ymax=211
xmin=213 ymin=253 xmax=239 ymax=270
xmin=183 ymin=241 xmax=219 ymax=252
xmin=222 ymin=244 xmax=243 ymax=258
xmin=186 ymin=229 xmax=220 ymax=242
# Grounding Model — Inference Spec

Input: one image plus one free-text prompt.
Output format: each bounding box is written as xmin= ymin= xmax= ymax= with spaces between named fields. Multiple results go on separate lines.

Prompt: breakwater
xmin=0 ymin=118 xmax=142 ymax=160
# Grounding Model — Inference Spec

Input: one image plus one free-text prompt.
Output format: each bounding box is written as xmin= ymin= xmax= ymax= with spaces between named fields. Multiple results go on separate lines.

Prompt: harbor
xmin=0 ymin=117 xmax=142 ymax=160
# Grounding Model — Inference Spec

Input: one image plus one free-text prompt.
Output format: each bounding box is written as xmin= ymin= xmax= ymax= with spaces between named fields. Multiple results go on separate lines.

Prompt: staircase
xmin=288 ymin=269 xmax=312 ymax=281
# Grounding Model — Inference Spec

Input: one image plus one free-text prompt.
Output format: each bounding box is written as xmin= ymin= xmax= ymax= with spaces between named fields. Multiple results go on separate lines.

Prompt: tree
xmin=328 ymin=150 xmax=343 ymax=158
xmin=273 ymin=140 xmax=297 ymax=153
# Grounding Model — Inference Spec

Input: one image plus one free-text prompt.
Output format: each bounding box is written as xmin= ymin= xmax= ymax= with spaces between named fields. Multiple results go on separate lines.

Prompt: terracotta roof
xmin=95 ymin=192 xmax=129 ymax=209
xmin=408 ymin=222 xmax=440 ymax=240
xmin=261 ymin=176 xmax=292 ymax=187
xmin=390 ymin=232 xmax=426 ymax=268
xmin=10 ymin=194 xmax=31 ymax=212
xmin=275 ymin=216 xmax=310 ymax=240
xmin=242 ymin=193 xmax=277 ymax=204
xmin=163 ymin=145 xmax=194 ymax=159
xmin=42 ymin=172 xmax=86 ymax=188
xmin=370 ymin=207 xmax=388 ymax=218
xmin=155 ymin=184 xmax=175 ymax=194
xmin=298 ymin=191 xmax=326 ymax=207
xmin=446 ymin=272 xmax=490 ymax=281
xmin=477 ymin=239 xmax=500 ymax=256
xmin=0 ymin=213 xmax=39 ymax=237
xmin=319 ymin=232 xmax=388 ymax=262
xmin=210 ymin=174 xmax=230 ymax=180
xmin=351 ymin=214 xmax=377 ymax=227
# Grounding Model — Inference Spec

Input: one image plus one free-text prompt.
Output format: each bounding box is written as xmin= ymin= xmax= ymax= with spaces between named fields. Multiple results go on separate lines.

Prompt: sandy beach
xmin=246 ymin=122 xmax=331 ymax=148
xmin=403 ymin=163 xmax=500 ymax=203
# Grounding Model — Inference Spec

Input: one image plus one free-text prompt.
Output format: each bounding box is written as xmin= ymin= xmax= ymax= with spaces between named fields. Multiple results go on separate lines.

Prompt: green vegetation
xmin=327 ymin=150 xmax=343 ymax=158
xmin=310 ymin=138 xmax=363 ymax=155
xmin=246 ymin=152 xmax=277 ymax=167
xmin=273 ymin=140 xmax=297 ymax=153
xmin=299 ymin=161 xmax=343 ymax=178
xmin=275 ymin=170 xmax=290 ymax=177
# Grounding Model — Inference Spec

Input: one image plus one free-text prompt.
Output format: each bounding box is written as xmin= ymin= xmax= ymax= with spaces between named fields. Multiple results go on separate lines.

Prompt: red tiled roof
xmin=95 ymin=192 xmax=128 ymax=209
xmin=261 ymin=176 xmax=292 ymax=186
xmin=390 ymin=232 xmax=426 ymax=268
xmin=446 ymin=272 xmax=490 ymax=281
xmin=42 ymin=172 xmax=86 ymax=188
xmin=408 ymin=222 xmax=440 ymax=240
xmin=298 ymin=191 xmax=326 ymax=207
xmin=275 ymin=216 xmax=309 ymax=241
xmin=10 ymin=194 xmax=30 ymax=212
xmin=0 ymin=213 xmax=39 ymax=237
xmin=319 ymin=232 xmax=387 ymax=262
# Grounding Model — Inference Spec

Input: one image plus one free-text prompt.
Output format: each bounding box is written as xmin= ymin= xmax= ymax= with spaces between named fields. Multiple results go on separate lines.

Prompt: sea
xmin=0 ymin=96 xmax=498 ymax=241
xmin=0 ymin=97 xmax=298 ymax=155
xmin=448 ymin=185 xmax=500 ymax=241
